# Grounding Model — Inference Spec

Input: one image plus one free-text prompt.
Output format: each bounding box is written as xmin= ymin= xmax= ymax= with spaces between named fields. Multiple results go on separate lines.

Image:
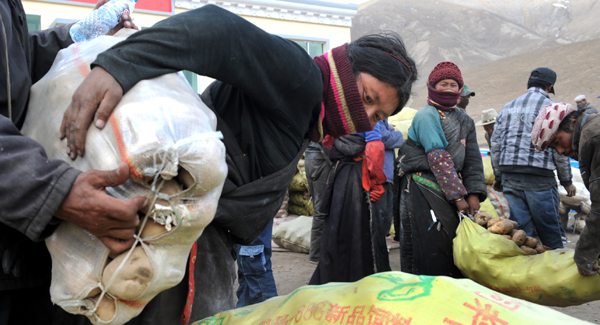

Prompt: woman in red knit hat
xmin=395 ymin=61 xmax=487 ymax=277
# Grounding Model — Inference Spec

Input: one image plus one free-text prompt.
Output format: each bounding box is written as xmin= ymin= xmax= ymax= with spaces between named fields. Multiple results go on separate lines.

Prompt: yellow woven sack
xmin=289 ymin=192 xmax=315 ymax=215
xmin=454 ymin=218 xmax=600 ymax=307
xmin=289 ymin=192 xmax=306 ymax=206
xmin=388 ymin=107 xmax=417 ymax=122
xmin=482 ymin=155 xmax=495 ymax=184
xmin=288 ymin=205 xmax=311 ymax=216
xmin=388 ymin=107 xmax=417 ymax=144
xmin=479 ymin=198 xmax=499 ymax=219
xmin=193 ymin=271 xmax=588 ymax=324
xmin=289 ymin=173 xmax=309 ymax=192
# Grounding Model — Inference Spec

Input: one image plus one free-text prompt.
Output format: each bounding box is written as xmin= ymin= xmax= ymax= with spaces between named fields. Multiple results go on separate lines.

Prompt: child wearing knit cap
xmin=395 ymin=61 xmax=486 ymax=278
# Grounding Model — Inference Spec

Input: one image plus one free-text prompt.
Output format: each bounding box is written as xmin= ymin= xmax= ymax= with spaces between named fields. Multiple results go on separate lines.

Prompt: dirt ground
xmin=262 ymin=225 xmax=600 ymax=323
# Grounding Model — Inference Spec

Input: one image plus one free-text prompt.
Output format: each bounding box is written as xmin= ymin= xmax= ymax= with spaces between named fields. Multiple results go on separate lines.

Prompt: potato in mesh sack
xmin=454 ymin=218 xmax=600 ymax=306
xmin=21 ymin=29 xmax=227 ymax=324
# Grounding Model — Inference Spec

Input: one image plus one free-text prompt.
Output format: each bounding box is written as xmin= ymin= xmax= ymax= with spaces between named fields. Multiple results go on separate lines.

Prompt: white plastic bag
xmin=21 ymin=29 xmax=227 ymax=324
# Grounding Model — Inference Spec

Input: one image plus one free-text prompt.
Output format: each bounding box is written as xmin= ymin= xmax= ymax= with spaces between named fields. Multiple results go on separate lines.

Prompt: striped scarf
xmin=310 ymin=44 xmax=371 ymax=144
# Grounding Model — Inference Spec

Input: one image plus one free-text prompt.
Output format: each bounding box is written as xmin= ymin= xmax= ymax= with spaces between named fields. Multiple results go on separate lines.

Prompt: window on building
xmin=26 ymin=14 xmax=41 ymax=31
xmin=294 ymin=40 xmax=325 ymax=57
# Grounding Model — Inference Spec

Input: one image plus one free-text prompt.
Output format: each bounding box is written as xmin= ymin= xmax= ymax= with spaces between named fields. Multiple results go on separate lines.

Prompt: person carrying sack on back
xmin=57 ymin=5 xmax=418 ymax=322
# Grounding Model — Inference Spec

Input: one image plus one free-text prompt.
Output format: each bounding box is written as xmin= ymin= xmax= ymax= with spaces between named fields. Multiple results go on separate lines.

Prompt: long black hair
xmin=347 ymin=31 xmax=418 ymax=115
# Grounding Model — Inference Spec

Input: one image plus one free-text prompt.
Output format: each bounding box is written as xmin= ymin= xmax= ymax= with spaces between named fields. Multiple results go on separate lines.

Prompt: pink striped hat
xmin=531 ymin=102 xmax=575 ymax=151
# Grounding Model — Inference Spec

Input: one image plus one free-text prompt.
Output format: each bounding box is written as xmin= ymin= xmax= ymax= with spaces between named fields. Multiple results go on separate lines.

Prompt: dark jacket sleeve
xmin=553 ymin=151 xmax=573 ymax=187
xmin=28 ymin=24 xmax=74 ymax=84
xmin=0 ymin=116 xmax=80 ymax=241
xmin=461 ymin=118 xmax=487 ymax=201
xmin=490 ymin=109 xmax=505 ymax=181
xmin=574 ymin=132 xmax=600 ymax=271
xmin=93 ymin=5 xmax=322 ymax=117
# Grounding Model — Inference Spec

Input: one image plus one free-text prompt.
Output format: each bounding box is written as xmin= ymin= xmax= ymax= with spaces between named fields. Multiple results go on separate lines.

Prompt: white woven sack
xmin=272 ymin=216 xmax=312 ymax=254
xmin=21 ymin=29 xmax=227 ymax=324
xmin=486 ymin=186 xmax=510 ymax=219
xmin=557 ymin=167 xmax=590 ymax=206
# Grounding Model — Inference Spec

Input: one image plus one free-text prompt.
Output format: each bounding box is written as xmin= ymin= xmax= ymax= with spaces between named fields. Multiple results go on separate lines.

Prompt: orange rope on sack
xmin=71 ymin=44 xmax=92 ymax=78
xmin=109 ymin=114 xmax=144 ymax=178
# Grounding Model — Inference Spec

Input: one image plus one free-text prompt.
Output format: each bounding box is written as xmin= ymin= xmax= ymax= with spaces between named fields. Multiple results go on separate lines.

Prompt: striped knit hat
xmin=310 ymin=44 xmax=371 ymax=142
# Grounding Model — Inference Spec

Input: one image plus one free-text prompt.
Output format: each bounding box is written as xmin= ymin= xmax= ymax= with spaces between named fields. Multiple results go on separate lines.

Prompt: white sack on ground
xmin=486 ymin=186 xmax=510 ymax=219
xmin=21 ymin=29 xmax=227 ymax=325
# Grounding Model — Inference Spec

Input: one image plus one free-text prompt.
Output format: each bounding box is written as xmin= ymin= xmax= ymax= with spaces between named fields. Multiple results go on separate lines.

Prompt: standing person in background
xmin=491 ymin=67 xmax=575 ymax=250
xmin=575 ymin=95 xmax=598 ymax=114
xmin=378 ymin=120 xmax=403 ymax=241
xmin=60 ymin=5 xmax=418 ymax=321
xmin=352 ymin=119 xmax=402 ymax=271
xmin=305 ymin=141 xmax=332 ymax=264
xmin=235 ymin=220 xmax=277 ymax=307
xmin=0 ymin=2 xmax=140 ymax=324
xmin=532 ymin=103 xmax=600 ymax=276
xmin=456 ymin=84 xmax=475 ymax=112
xmin=309 ymin=125 xmax=390 ymax=285
xmin=395 ymin=62 xmax=486 ymax=278
xmin=475 ymin=108 xmax=498 ymax=149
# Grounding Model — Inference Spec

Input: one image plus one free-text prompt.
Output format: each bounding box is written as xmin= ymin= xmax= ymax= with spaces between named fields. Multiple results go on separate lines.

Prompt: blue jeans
xmin=503 ymin=186 xmax=566 ymax=249
xmin=236 ymin=221 xmax=277 ymax=307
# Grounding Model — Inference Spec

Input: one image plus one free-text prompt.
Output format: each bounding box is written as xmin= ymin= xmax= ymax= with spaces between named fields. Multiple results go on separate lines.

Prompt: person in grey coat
xmin=305 ymin=141 xmax=332 ymax=263
xmin=575 ymin=95 xmax=598 ymax=115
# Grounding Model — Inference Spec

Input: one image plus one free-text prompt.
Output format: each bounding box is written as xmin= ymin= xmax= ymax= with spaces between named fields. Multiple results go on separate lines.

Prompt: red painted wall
xmin=64 ymin=0 xmax=173 ymax=13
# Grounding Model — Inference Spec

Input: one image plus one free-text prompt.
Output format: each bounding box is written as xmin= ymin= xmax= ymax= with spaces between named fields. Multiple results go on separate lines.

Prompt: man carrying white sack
xmin=59 ymin=4 xmax=418 ymax=324
xmin=0 ymin=2 xmax=139 ymax=324
xmin=532 ymin=102 xmax=600 ymax=276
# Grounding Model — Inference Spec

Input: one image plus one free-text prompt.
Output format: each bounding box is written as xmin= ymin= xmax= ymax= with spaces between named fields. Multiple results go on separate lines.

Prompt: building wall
xmin=22 ymin=0 xmax=355 ymax=91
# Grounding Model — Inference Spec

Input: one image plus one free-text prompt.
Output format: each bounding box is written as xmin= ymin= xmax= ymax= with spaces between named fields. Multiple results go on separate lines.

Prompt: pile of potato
xmin=473 ymin=212 xmax=551 ymax=255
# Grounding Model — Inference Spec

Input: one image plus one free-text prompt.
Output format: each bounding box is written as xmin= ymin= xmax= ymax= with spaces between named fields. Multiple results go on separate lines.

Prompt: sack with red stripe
xmin=21 ymin=29 xmax=227 ymax=325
